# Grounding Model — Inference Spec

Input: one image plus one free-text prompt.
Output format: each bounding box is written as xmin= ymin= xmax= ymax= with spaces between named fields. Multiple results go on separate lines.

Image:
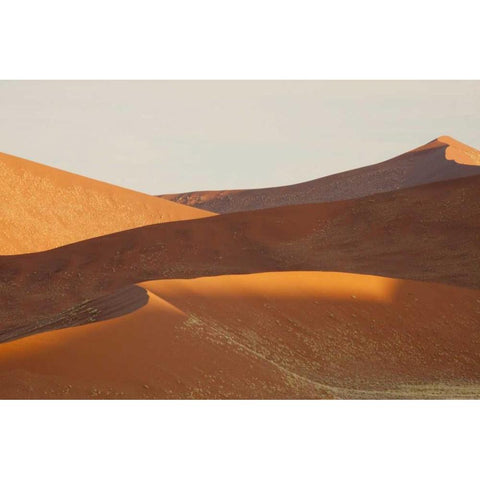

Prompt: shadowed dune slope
xmin=1 ymin=174 xmax=480 ymax=341
xmin=159 ymin=136 xmax=480 ymax=213
xmin=0 ymin=151 xmax=213 ymax=254
xmin=1 ymin=272 xmax=479 ymax=399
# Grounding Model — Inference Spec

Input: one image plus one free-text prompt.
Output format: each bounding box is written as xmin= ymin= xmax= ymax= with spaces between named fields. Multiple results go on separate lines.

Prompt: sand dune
xmin=0 ymin=272 xmax=479 ymax=399
xmin=1 ymin=174 xmax=480 ymax=342
xmin=159 ymin=136 xmax=480 ymax=213
xmin=0 ymin=151 xmax=213 ymax=254
xmin=1 ymin=137 xmax=480 ymax=399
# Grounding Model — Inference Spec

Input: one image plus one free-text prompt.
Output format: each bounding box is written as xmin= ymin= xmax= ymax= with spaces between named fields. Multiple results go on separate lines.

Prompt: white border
xmin=1 ymin=0 xmax=480 ymax=79
xmin=1 ymin=400 xmax=479 ymax=479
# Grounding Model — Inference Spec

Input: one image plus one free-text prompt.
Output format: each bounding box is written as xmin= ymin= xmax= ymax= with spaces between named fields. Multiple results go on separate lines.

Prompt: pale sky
xmin=0 ymin=81 xmax=479 ymax=195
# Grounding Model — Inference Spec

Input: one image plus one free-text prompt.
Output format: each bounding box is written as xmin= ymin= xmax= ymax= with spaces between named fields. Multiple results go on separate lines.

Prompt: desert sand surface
xmin=160 ymin=136 xmax=480 ymax=213
xmin=0 ymin=151 xmax=213 ymax=254
xmin=1 ymin=272 xmax=479 ymax=399
xmin=1 ymin=137 xmax=480 ymax=399
xmin=2 ymin=172 xmax=479 ymax=344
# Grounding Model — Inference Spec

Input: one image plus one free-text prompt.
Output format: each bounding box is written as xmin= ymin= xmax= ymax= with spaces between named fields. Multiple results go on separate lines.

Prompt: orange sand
xmin=2 ymin=173 xmax=480 ymax=343
xmin=1 ymin=137 xmax=480 ymax=399
xmin=438 ymin=136 xmax=480 ymax=165
xmin=0 ymin=151 xmax=213 ymax=254
xmin=0 ymin=272 xmax=479 ymax=399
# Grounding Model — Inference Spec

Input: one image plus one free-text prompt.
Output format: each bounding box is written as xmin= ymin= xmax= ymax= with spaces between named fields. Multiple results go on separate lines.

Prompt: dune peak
xmin=434 ymin=136 xmax=480 ymax=166
xmin=410 ymin=135 xmax=480 ymax=166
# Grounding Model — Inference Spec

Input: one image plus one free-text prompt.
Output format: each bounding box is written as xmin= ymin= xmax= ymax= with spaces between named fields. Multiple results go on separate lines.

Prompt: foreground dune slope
xmin=1 ymin=173 xmax=479 ymax=341
xmin=0 ymin=272 xmax=479 ymax=399
xmin=0 ymin=151 xmax=213 ymax=254
xmin=160 ymin=136 xmax=480 ymax=213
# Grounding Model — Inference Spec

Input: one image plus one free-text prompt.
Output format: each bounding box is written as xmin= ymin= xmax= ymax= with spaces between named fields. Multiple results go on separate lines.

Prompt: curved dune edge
xmin=1 ymin=271 xmax=480 ymax=399
xmin=0 ymin=151 xmax=214 ymax=255
xmin=0 ymin=285 xmax=149 ymax=344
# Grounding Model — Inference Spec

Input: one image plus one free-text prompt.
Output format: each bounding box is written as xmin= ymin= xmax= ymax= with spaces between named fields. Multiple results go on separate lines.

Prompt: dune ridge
xmin=159 ymin=136 xmax=480 ymax=213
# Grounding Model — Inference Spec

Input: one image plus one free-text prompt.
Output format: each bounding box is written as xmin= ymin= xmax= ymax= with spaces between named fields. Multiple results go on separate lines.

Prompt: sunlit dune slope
xmin=159 ymin=136 xmax=480 ymax=213
xmin=1 ymin=174 xmax=480 ymax=341
xmin=0 ymin=151 xmax=213 ymax=254
xmin=1 ymin=272 xmax=479 ymax=399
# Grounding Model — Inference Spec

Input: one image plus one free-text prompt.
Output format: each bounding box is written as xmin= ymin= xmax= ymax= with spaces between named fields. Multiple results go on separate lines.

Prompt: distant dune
xmin=1 ymin=272 xmax=479 ymax=399
xmin=1 ymin=174 xmax=479 ymax=343
xmin=0 ymin=151 xmax=213 ymax=254
xmin=159 ymin=136 xmax=480 ymax=213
